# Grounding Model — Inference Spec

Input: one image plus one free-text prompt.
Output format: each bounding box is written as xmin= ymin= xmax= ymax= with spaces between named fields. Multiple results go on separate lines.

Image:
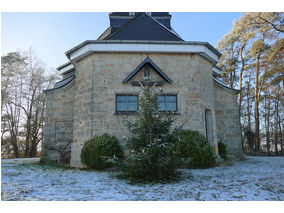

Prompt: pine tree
xmin=122 ymin=82 xmax=179 ymax=182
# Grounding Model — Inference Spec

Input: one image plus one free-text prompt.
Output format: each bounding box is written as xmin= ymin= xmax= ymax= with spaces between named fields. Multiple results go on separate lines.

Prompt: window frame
xmin=157 ymin=94 xmax=178 ymax=112
xmin=115 ymin=94 xmax=138 ymax=114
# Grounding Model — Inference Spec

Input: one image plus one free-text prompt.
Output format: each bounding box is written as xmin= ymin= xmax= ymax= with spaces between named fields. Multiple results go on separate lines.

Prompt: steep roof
xmin=101 ymin=13 xmax=183 ymax=41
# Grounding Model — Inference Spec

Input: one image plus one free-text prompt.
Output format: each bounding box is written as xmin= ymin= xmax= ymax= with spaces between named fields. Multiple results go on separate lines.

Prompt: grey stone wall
xmin=42 ymin=51 xmax=244 ymax=167
xmin=41 ymin=81 xmax=75 ymax=164
xmin=70 ymin=52 xmax=219 ymax=167
xmin=214 ymin=83 xmax=242 ymax=156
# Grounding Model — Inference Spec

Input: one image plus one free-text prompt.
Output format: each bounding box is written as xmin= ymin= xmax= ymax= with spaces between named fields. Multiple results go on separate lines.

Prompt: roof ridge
xmin=103 ymin=13 xmax=143 ymax=40
xmin=169 ymin=27 xmax=183 ymax=40
xmin=145 ymin=13 xmax=183 ymax=41
xmin=97 ymin=26 xmax=112 ymax=40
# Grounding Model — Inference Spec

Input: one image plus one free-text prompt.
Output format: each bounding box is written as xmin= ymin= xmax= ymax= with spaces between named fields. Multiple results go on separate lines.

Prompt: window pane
xmin=128 ymin=96 xmax=138 ymax=102
xmin=117 ymin=96 xmax=128 ymax=102
xmin=128 ymin=103 xmax=138 ymax=111
xmin=166 ymin=95 xmax=176 ymax=102
xmin=157 ymin=96 xmax=165 ymax=102
xmin=166 ymin=103 xmax=177 ymax=111
xmin=158 ymin=103 xmax=166 ymax=111
xmin=117 ymin=103 xmax=128 ymax=111
xmin=157 ymin=95 xmax=177 ymax=111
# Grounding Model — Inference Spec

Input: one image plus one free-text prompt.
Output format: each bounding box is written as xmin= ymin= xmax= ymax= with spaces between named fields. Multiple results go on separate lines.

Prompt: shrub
xmin=80 ymin=134 xmax=123 ymax=170
xmin=174 ymin=130 xmax=216 ymax=168
xmin=218 ymin=140 xmax=228 ymax=160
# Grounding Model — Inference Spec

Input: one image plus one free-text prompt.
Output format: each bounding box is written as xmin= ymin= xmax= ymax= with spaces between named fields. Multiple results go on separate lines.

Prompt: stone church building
xmin=41 ymin=12 xmax=242 ymax=167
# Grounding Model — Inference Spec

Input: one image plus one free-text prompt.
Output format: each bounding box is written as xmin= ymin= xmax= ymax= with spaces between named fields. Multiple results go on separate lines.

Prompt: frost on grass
xmin=1 ymin=156 xmax=284 ymax=201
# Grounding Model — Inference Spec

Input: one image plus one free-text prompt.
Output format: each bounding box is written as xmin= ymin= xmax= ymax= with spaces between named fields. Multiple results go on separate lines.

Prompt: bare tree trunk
xmin=6 ymin=103 xmax=20 ymax=158
xmin=264 ymin=90 xmax=267 ymax=152
xmin=24 ymin=116 xmax=31 ymax=157
xmin=254 ymin=52 xmax=261 ymax=154
xmin=247 ymin=74 xmax=252 ymax=131
xmin=266 ymin=90 xmax=271 ymax=153
xmin=24 ymin=87 xmax=37 ymax=157
xmin=29 ymin=106 xmax=40 ymax=157
xmin=273 ymin=99 xmax=279 ymax=155
xmin=11 ymin=130 xmax=19 ymax=158
xmin=239 ymin=45 xmax=246 ymax=152
xmin=275 ymin=88 xmax=282 ymax=155
xmin=238 ymin=45 xmax=245 ymax=122
xmin=29 ymin=138 xmax=38 ymax=157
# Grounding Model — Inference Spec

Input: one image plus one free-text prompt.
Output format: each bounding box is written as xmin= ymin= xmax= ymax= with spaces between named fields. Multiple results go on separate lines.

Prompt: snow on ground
xmin=1 ymin=156 xmax=284 ymax=201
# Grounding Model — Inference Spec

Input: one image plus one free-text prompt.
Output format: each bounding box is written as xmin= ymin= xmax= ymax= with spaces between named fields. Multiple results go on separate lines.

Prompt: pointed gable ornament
xmin=123 ymin=57 xmax=173 ymax=86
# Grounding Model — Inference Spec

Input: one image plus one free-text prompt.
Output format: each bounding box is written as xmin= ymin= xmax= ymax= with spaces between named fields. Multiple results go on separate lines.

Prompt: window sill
xmin=158 ymin=111 xmax=181 ymax=115
xmin=114 ymin=112 xmax=181 ymax=116
xmin=114 ymin=112 xmax=137 ymax=115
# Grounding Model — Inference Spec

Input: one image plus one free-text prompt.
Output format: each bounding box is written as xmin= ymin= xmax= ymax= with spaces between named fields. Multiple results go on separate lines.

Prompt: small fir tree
xmin=122 ymin=82 xmax=179 ymax=182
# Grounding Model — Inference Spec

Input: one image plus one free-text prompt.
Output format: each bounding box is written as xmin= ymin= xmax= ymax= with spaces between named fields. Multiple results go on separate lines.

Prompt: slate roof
xmin=123 ymin=57 xmax=173 ymax=84
xmin=213 ymin=77 xmax=240 ymax=92
xmin=43 ymin=75 xmax=75 ymax=93
xmin=101 ymin=13 xmax=183 ymax=41
xmin=56 ymin=61 xmax=72 ymax=70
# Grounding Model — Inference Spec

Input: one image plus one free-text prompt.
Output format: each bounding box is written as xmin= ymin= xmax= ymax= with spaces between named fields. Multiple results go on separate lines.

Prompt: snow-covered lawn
xmin=1 ymin=156 xmax=284 ymax=201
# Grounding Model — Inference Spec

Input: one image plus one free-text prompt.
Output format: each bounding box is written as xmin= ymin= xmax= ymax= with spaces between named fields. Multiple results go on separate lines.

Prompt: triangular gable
xmin=104 ymin=13 xmax=183 ymax=41
xmin=123 ymin=57 xmax=173 ymax=84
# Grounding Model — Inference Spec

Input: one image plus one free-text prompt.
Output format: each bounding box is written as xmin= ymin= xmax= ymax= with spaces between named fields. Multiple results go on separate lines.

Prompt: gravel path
xmin=1 ymin=156 xmax=284 ymax=201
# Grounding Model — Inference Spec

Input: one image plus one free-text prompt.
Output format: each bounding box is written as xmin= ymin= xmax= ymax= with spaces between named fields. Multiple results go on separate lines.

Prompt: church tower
xmin=98 ymin=12 xmax=183 ymax=41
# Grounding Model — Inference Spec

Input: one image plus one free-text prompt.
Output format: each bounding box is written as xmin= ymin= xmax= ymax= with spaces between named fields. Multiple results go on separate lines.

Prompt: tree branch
xmin=258 ymin=13 xmax=284 ymax=33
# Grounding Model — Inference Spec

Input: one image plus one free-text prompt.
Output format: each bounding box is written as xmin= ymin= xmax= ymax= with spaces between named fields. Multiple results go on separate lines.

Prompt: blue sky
xmin=1 ymin=12 xmax=242 ymax=69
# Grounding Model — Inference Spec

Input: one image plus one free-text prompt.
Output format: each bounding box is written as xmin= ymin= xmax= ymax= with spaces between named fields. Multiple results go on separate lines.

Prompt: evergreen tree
xmin=122 ymin=82 xmax=179 ymax=182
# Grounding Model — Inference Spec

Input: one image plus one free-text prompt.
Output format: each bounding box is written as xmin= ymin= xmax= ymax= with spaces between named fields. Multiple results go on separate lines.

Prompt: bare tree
xmin=1 ymin=49 xmax=58 ymax=158
xmin=1 ymin=52 xmax=26 ymax=157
